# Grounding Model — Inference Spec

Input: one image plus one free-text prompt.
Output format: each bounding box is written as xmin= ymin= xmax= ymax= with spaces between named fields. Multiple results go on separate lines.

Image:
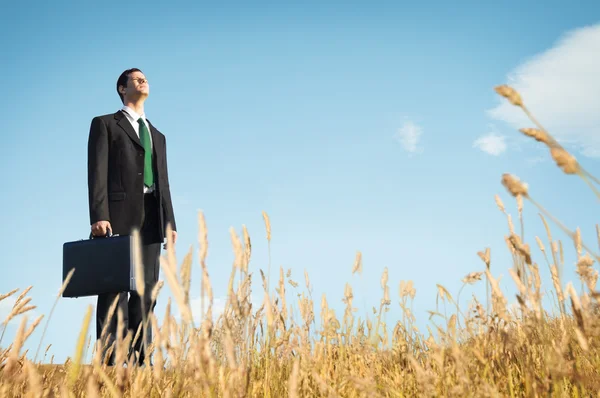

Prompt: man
xmin=87 ymin=68 xmax=177 ymax=365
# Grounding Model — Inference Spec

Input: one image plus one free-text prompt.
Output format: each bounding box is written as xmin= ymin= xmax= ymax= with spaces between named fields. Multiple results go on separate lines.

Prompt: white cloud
xmin=394 ymin=121 xmax=423 ymax=154
xmin=487 ymin=23 xmax=600 ymax=157
xmin=473 ymin=132 xmax=507 ymax=156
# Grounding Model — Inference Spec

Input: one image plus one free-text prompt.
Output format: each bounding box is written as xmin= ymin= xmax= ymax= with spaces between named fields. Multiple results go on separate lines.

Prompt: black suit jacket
xmin=87 ymin=110 xmax=176 ymax=240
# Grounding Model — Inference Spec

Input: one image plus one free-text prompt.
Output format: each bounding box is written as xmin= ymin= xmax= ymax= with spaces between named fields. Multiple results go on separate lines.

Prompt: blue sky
xmin=1 ymin=0 xmax=599 ymax=363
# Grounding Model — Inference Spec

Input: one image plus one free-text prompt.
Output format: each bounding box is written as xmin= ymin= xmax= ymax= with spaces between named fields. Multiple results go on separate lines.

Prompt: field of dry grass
xmin=2 ymin=85 xmax=600 ymax=397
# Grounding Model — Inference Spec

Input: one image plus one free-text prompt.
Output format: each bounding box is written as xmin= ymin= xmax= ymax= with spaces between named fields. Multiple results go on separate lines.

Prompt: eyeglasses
xmin=131 ymin=77 xmax=148 ymax=84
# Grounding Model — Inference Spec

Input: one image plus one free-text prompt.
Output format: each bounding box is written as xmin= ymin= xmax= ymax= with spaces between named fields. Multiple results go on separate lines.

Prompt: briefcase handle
xmin=89 ymin=227 xmax=113 ymax=240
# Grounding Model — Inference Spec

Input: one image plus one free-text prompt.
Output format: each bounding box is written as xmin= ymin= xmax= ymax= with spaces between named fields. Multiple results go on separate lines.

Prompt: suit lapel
xmin=115 ymin=111 xmax=143 ymax=148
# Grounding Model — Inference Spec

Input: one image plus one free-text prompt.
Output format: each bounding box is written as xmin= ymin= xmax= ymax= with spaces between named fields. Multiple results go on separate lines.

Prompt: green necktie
xmin=138 ymin=118 xmax=154 ymax=187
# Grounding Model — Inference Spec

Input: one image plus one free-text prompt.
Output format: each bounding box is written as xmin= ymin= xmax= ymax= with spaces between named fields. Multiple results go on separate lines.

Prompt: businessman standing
xmin=87 ymin=68 xmax=177 ymax=365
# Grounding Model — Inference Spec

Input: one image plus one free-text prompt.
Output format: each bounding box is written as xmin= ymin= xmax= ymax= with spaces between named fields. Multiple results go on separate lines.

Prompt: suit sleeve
xmin=87 ymin=117 xmax=110 ymax=225
xmin=161 ymin=136 xmax=177 ymax=232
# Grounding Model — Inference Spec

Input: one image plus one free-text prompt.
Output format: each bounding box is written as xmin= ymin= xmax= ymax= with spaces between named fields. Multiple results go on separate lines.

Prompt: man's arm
xmin=161 ymin=136 xmax=177 ymax=237
xmin=87 ymin=117 xmax=111 ymax=235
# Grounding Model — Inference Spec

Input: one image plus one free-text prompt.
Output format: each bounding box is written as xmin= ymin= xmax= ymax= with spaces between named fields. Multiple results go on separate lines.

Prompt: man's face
xmin=122 ymin=71 xmax=149 ymax=100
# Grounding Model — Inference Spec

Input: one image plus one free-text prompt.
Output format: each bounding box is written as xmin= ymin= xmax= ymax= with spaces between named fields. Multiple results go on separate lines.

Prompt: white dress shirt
xmin=121 ymin=106 xmax=155 ymax=193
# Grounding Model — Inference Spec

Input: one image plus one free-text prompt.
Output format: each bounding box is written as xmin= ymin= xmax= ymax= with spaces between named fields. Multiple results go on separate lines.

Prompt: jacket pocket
xmin=108 ymin=192 xmax=126 ymax=201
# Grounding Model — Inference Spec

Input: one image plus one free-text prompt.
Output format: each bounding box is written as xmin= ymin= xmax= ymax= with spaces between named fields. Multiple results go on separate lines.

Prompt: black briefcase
xmin=62 ymin=230 xmax=136 ymax=298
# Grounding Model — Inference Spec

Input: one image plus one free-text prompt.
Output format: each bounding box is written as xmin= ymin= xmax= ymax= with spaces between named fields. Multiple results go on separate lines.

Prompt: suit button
xmin=138 ymin=172 xmax=142 ymax=176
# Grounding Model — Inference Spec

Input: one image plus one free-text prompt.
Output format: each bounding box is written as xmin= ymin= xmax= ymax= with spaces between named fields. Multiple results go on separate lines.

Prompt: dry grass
xmin=2 ymin=85 xmax=600 ymax=397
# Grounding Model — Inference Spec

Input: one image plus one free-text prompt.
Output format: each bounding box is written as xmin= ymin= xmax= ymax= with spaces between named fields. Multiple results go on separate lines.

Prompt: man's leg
xmin=96 ymin=292 xmax=128 ymax=365
xmin=128 ymin=242 xmax=160 ymax=363
xmin=128 ymin=192 xmax=162 ymax=365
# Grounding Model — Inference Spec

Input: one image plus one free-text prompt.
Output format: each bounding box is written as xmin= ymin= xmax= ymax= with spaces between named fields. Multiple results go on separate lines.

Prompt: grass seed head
xmin=508 ymin=234 xmax=532 ymax=264
xmin=462 ymin=272 xmax=484 ymax=285
xmin=495 ymin=85 xmax=523 ymax=107
xmin=577 ymin=253 xmax=594 ymax=269
xmin=519 ymin=128 xmax=551 ymax=145
xmin=352 ymin=251 xmax=363 ymax=274
xmin=535 ymin=236 xmax=545 ymax=253
xmin=400 ymin=280 xmax=416 ymax=299
xmin=0 ymin=288 xmax=19 ymax=303
xmin=477 ymin=247 xmax=491 ymax=269
xmin=494 ymin=194 xmax=506 ymax=213
xmin=262 ymin=211 xmax=271 ymax=242
xmin=501 ymin=174 xmax=529 ymax=197
xmin=550 ymin=147 xmax=579 ymax=174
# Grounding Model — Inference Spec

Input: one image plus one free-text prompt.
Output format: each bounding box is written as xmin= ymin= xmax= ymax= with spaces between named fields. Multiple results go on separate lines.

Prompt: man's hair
xmin=116 ymin=68 xmax=143 ymax=104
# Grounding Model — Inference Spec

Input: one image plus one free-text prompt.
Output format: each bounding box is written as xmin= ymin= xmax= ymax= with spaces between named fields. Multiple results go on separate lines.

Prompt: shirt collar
xmin=121 ymin=105 xmax=146 ymax=122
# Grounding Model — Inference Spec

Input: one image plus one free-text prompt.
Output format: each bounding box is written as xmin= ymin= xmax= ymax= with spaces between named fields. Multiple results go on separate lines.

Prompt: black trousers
xmin=96 ymin=192 xmax=162 ymax=365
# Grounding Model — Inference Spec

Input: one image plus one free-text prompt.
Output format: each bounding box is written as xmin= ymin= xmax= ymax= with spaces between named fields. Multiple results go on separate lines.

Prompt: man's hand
xmin=91 ymin=221 xmax=112 ymax=237
xmin=163 ymin=230 xmax=177 ymax=250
